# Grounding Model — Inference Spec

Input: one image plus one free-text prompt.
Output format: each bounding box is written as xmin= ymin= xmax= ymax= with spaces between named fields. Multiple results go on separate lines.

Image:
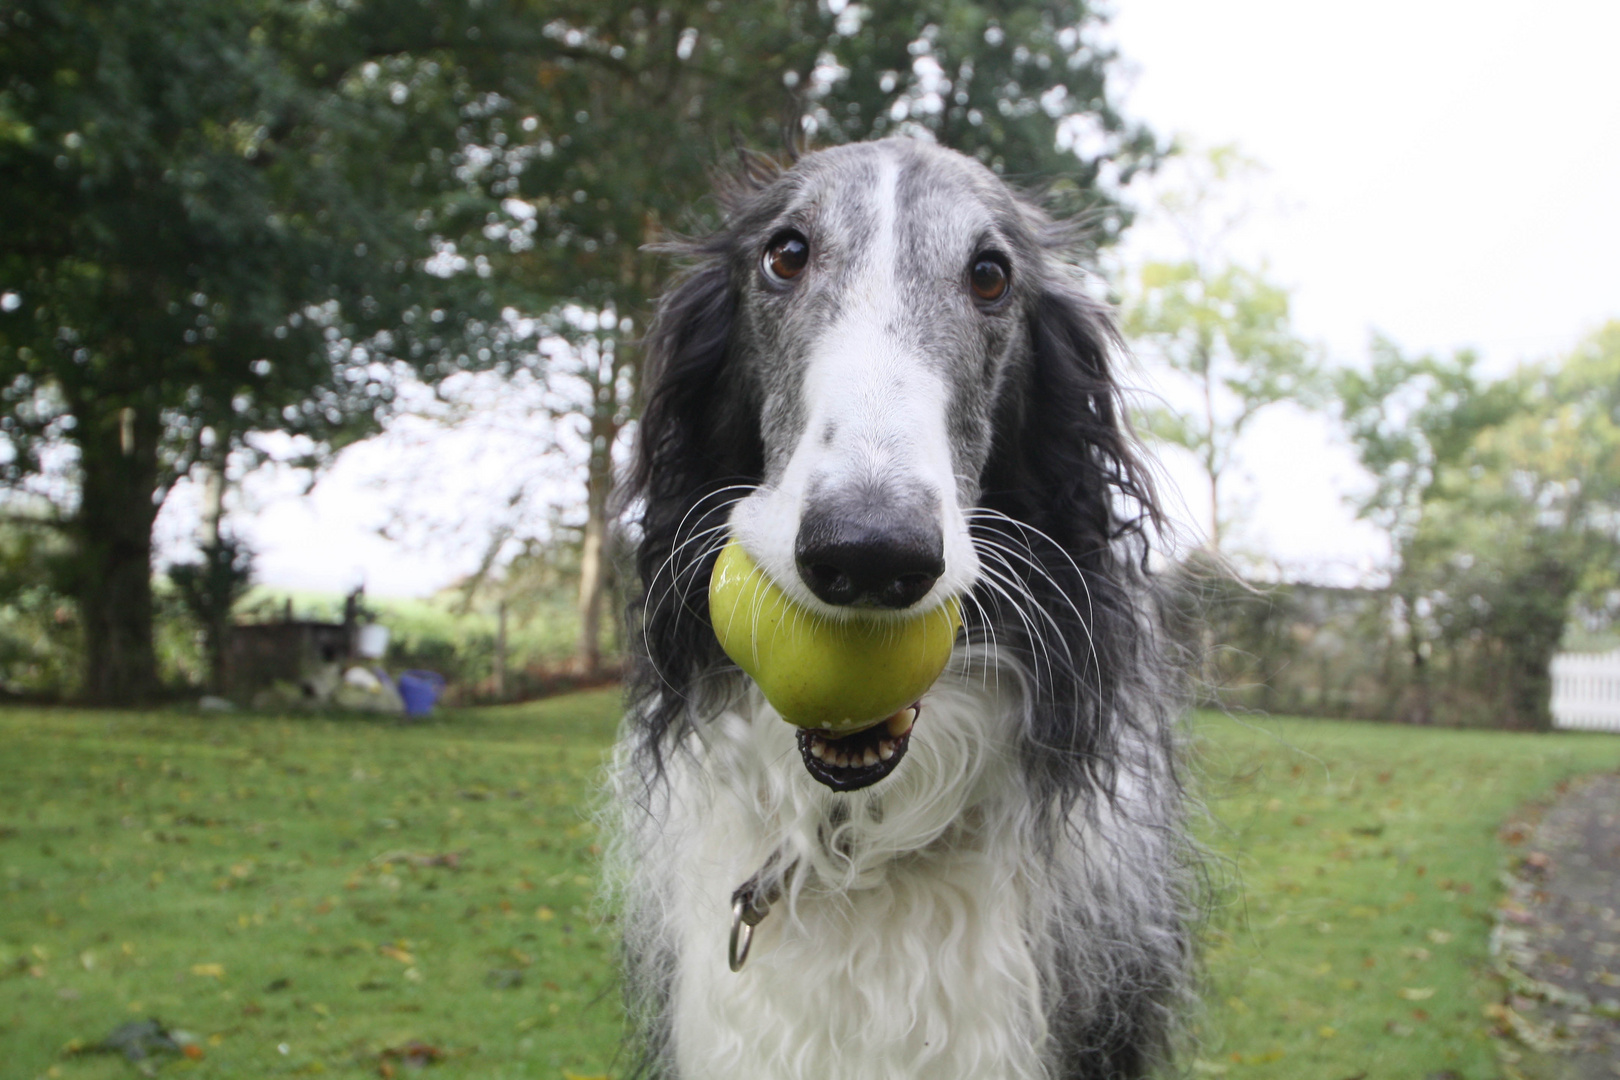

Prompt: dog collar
xmin=728 ymin=848 xmax=797 ymax=972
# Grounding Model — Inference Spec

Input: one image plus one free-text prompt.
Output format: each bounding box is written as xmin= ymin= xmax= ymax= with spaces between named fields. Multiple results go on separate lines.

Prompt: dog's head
xmin=633 ymin=138 xmax=1153 ymax=795
xmin=720 ymin=139 xmax=1036 ymax=617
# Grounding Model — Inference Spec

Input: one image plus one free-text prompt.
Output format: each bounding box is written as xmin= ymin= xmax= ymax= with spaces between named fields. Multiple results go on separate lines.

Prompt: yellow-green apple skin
xmin=708 ymin=538 xmax=962 ymax=733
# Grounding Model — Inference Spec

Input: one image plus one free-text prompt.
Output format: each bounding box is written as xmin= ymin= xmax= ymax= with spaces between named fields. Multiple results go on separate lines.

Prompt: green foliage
xmin=170 ymin=535 xmax=255 ymax=692
xmin=1 ymin=0 xmax=1161 ymax=696
xmin=1170 ymin=562 xmax=1400 ymax=721
xmin=1126 ymin=255 xmax=1318 ymax=550
xmin=0 ymin=0 xmax=526 ymax=700
xmin=1333 ymin=324 xmax=1620 ymax=727
xmin=0 ymin=516 xmax=78 ymax=695
xmin=1335 ymin=337 xmax=1517 ymax=553
xmin=494 ymin=1 xmax=1158 ymax=300
xmin=0 ymin=0 xmax=501 ymax=458
xmin=152 ymin=575 xmax=207 ymax=691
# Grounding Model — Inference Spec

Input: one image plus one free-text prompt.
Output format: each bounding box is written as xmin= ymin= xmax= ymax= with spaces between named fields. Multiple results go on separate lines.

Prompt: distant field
xmin=3 ymin=696 xmax=1618 ymax=1079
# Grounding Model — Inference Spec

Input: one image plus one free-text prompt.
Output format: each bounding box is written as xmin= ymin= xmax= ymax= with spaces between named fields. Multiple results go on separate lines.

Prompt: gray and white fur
xmin=615 ymin=137 xmax=1194 ymax=1080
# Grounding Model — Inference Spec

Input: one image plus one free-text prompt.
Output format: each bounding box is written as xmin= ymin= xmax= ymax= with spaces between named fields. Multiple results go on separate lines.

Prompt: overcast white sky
xmin=181 ymin=0 xmax=1620 ymax=596
xmin=1103 ymin=0 xmax=1620 ymax=579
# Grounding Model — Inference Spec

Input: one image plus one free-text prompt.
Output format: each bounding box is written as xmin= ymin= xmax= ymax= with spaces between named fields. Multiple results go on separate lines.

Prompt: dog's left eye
xmin=763 ymin=231 xmax=810 ymax=283
xmin=970 ymin=254 xmax=1010 ymax=303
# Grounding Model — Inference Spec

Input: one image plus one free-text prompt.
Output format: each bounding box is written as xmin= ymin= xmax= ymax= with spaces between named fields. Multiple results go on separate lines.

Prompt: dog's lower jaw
xmin=796 ymin=705 xmax=918 ymax=791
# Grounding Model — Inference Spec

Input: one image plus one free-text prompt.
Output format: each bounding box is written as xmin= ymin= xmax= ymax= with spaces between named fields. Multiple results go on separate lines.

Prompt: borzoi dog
xmin=614 ymin=137 xmax=1191 ymax=1080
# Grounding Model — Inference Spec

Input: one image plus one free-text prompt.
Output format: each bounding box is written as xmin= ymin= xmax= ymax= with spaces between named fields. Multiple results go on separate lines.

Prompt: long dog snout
xmin=795 ymin=489 xmax=944 ymax=609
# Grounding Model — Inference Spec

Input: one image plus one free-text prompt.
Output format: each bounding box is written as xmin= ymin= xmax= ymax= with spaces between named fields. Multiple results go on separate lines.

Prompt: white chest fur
xmin=643 ymin=668 xmax=1058 ymax=1080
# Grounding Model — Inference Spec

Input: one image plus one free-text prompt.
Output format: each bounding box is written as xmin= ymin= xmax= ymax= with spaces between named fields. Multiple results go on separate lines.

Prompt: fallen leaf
xmin=190 ymin=963 xmax=224 ymax=978
xmin=380 ymin=1041 xmax=444 ymax=1068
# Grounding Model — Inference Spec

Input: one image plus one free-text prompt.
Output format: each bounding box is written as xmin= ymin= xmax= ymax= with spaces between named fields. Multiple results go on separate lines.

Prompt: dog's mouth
xmin=797 ymin=706 xmax=917 ymax=792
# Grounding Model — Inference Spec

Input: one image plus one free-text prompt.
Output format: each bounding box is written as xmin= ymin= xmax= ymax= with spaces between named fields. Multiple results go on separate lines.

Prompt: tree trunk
xmin=1199 ymin=346 xmax=1222 ymax=553
xmin=198 ymin=461 xmax=230 ymax=695
xmin=1403 ymin=589 xmax=1431 ymax=725
xmin=493 ymin=598 xmax=508 ymax=700
xmin=74 ymin=404 xmax=162 ymax=705
xmin=575 ymin=422 xmax=613 ymax=678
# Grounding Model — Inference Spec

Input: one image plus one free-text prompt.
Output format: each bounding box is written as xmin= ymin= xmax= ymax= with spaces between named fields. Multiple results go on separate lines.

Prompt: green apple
xmin=708 ymin=537 xmax=962 ymax=733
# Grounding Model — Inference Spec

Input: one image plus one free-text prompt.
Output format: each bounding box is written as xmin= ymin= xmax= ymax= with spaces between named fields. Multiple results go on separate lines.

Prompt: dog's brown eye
xmin=763 ymin=231 xmax=809 ymax=282
xmin=970 ymin=254 xmax=1010 ymax=302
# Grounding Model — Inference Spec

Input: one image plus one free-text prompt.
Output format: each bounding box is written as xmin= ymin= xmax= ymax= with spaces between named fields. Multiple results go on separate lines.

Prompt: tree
xmin=1334 ymin=338 xmax=1518 ymax=722
xmin=1122 ymin=146 xmax=1318 ymax=554
xmin=1336 ymin=326 xmax=1620 ymax=727
xmin=1127 ymin=261 xmax=1317 ymax=552
xmin=1423 ymin=324 xmax=1620 ymax=727
xmin=0 ymin=0 xmax=537 ymax=701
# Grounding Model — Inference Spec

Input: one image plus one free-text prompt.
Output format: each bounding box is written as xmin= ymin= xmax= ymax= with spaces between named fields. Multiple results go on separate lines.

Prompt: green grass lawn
xmin=1190 ymin=715 xmax=1620 ymax=1079
xmin=0 ymin=692 xmax=626 ymax=1079
xmin=3 ymin=695 xmax=1618 ymax=1079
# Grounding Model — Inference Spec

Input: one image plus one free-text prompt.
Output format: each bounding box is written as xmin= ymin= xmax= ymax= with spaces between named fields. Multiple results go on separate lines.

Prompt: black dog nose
xmin=795 ymin=498 xmax=945 ymax=609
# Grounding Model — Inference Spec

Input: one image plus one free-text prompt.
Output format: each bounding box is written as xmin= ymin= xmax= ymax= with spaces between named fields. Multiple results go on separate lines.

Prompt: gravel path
xmin=1494 ymin=773 xmax=1620 ymax=1079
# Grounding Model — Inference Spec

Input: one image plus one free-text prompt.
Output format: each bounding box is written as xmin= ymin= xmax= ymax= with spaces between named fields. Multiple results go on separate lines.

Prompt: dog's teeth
xmin=862 ymin=747 xmax=879 ymax=767
xmin=886 ymin=707 xmax=918 ymax=737
xmin=809 ymin=739 xmax=826 ymax=760
xmin=878 ymin=741 xmax=895 ymax=761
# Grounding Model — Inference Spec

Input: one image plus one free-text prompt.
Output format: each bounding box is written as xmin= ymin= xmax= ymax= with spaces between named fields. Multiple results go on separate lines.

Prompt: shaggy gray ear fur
xmin=975 ymin=275 xmax=1168 ymax=825
xmin=712 ymin=146 xmax=787 ymax=214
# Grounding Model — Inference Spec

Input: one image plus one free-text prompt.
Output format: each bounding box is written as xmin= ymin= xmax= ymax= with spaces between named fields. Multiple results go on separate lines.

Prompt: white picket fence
xmin=1550 ymin=650 xmax=1620 ymax=732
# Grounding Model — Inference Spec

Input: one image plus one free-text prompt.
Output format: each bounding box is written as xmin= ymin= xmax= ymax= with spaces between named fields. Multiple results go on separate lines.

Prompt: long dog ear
xmin=977 ymin=278 xmax=1164 ymax=820
xmin=628 ymin=253 xmax=760 ymax=751
xmin=632 ymin=259 xmax=752 ymax=507
xmin=980 ymin=280 xmax=1155 ymax=542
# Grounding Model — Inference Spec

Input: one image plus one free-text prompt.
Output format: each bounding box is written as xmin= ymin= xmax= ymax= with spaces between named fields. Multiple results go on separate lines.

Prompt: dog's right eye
xmin=763 ymin=231 xmax=809 ymax=283
xmin=970 ymin=253 xmax=1010 ymax=303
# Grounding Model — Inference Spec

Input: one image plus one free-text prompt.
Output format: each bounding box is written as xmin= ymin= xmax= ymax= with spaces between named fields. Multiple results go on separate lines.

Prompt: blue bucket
xmin=397 ymin=670 xmax=446 ymax=718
